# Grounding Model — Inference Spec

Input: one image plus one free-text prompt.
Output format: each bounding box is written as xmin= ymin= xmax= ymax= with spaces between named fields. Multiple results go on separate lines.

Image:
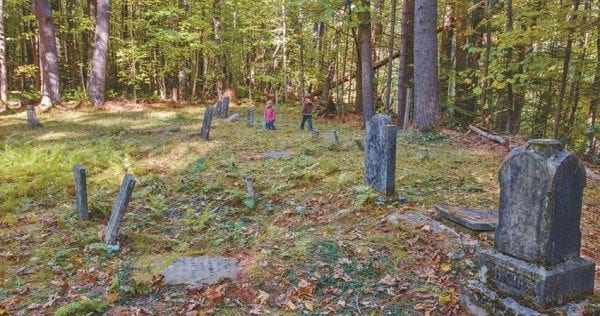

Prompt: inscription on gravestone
xmin=200 ymin=105 xmax=213 ymax=140
xmin=461 ymin=139 xmax=595 ymax=312
xmin=364 ymin=115 xmax=397 ymax=196
xmin=161 ymin=256 xmax=241 ymax=286
xmin=104 ymin=174 xmax=136 ymax=246
xmin=73 ymin=164 xmax=89 ymax=220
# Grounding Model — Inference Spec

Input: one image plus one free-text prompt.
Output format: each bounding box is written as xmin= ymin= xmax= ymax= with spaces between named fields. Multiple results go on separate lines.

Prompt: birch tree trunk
xmin=32 ymin=0 xmax=60 ymax=106
xmin=413 ymin=0 xmax=440 ymax=131
xmin=88 ymin=0 xmax=110 ymax=107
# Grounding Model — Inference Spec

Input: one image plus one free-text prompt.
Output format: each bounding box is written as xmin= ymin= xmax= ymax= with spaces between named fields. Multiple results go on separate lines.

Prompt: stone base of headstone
xmin=462 ymin=248 xmax=595 ymax=314
xmin=461 ymin=280 xmax=600 ymax=316
xmin=434 ymin=205 xmax=498 ymax=231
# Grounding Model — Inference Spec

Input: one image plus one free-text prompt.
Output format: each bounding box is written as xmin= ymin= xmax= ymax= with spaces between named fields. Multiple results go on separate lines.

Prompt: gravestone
xmin=225 ymin=113 xmax=239 ymax=122
xmin=222 ymin=96 xmax=230 ymax=118
xmin=246 ymin=109 xmax=254 ymax=127
xmin=311 ymin=129 xmax=320 ymax=140
xmin=200 ymin=105 xmax=213 ymax=140
xmin=215 ymin=100 xmax=223 ymax=116
xmin=161 ymin=256 xmax=241 ymax=286
xmin=328 ymin=129 xmax=340 ymax=145
xmin=73 ymin=165 xmax=89 ymax=220
xmin=26 ymin=104 xmax=42 ymax=128
xmin=364 ymin=115 xmax=397 ymax=196
xmin=104 ymin=173 xmax=136 ymax=246
xmin=434 ymin=205 xmax=497 ymax=231
xmin=461 ymin=139 xmax=595 ymax=313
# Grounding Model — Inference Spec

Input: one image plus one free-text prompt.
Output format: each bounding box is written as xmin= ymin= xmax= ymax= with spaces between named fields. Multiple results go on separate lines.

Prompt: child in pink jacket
xmin=264 ymin=100 xmax=276 ymax=130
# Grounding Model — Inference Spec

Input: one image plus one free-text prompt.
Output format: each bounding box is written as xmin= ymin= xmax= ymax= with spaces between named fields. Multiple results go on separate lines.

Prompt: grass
xmin=1 ymin=102 xmax=599 ymax=314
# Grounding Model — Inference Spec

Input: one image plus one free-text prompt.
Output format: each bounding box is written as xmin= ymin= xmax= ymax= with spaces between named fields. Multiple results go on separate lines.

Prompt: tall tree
xmin=88 ymin=0 xmax=111 ymax=107
xmin=32 ymin=0 xmax=60 ymax=106
xmin=413 ymin=0 xmax=440 ymax=130
xmin=552 ymin=0 xmax=580 ymax=139
xmin=358 ymin=0 xmax=374 ymax=124
xmin=396 ymin=0 xmax=413 ymax=125
xmin=383 ymin=0 xmax=397 ymax=112
xmin=0 ymin=0 xmax=7 ymax=104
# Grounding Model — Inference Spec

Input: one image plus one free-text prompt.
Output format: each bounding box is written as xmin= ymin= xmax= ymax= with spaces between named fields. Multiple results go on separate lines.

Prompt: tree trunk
xmin=552 ymin=0 xmax=580 ymax=139
xmin=383 ymin=0 xmax=397 ymax=112
xmin=588 ymin=14 xmax=600 ymax=156
xmin=88 ymin=0 xmax=111 ymax=107
xmin=439 ymin=3 xmax=453 ymax=114
xmin=413 ymin=0 xmax=440 ymax=131
xmin=396 ymin=0 xmax=413 ymax=125
xmin=281 ymin=2 xmax=288 ymax=102
xmin=358 ymin=0 xmax=375 ymax=125
xmin=0 ymin=0 xmax=7 ymax=104
xmin=454 ymin=1 xmax=476 ymax=127
xmin=32 ymin=0 xmax=60 ymax=106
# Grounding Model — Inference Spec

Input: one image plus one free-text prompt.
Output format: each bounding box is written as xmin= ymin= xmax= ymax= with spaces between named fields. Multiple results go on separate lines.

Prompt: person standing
xmin=300 ymin=97 xmax=313 ymax=130
xmin=264 ymin=100 xmax=276 ymax=130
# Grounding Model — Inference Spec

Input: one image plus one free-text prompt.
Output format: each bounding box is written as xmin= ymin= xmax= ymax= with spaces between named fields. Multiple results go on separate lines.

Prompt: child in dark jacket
xmin=264 ymin=100 xmax=276 ymax=130
xmin=300 ymin=97 xmax=313 ymax=130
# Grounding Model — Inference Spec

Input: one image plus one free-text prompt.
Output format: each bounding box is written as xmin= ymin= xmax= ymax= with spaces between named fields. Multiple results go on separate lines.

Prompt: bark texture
xmin=88 ymin=0 xmax=111 ymax=107
xmin=33 ymin=0 xmax=60 ymax=106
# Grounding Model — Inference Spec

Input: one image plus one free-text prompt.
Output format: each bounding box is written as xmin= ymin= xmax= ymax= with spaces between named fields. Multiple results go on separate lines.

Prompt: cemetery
xmin=1 ymin=101 xmax=599 ymax=315
xmin=0 ymin=0 xmax=599 ymax=314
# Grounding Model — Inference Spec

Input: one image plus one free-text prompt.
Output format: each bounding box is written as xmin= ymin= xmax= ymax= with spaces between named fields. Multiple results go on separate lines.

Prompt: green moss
xmin=54 ymin=298 xmax=107 ymax=316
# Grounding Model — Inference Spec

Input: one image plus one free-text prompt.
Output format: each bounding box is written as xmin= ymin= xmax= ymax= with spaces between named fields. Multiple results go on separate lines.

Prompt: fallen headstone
xmin=240 ymin=150 xmax=294 ymax=161
xmin=365 ymin=115 xmax=397 ymax=196
xmin=104 ymin=174 xmax=136 ymax=246
xmin=199 ymin=105 xmax=213 ymax=140
xmin=434 ymin=205 xmax=498 ymax=231
xmin=461 ymin=139 xmax=596 ymax=313
xmin=161 ymin=256 xmax=241 ymax=286
xmin=73 ymin=164 xmax=89 ymax=220
xmin=225 ymin=113 xmax=239 ymax=122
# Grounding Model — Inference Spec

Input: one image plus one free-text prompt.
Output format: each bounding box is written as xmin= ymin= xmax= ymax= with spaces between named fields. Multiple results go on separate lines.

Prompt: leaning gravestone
xmin=246 ymin=109 xmax=254 ymax=127
xmin=221 ymin=96 xmax=230 ymax=118
xmin=364 ymin=115 xmax=397 ymax=196
xmin=328 ymin=129 xmax=340 ymax=145
xmin=461 ymin=139 xmax=595 ymax=313
xmin=73 ymin=164 xmax=89 ymax=220
xmin=26 ymin=104 xmax=42 ymax=128
xmin=200 ymin=105 xmax=213 ymax=140
xmin=104 ymin=174 xmax=136 ymax=246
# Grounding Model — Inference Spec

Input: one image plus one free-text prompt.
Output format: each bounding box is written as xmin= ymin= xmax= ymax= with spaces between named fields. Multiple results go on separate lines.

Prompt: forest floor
xmin=0 ymin=102 xmax=599 ymax=315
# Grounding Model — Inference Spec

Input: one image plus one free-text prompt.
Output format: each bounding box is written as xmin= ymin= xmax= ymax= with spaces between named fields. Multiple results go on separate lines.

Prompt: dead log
xmin=468 ymin=125 xmax=507 ymax=146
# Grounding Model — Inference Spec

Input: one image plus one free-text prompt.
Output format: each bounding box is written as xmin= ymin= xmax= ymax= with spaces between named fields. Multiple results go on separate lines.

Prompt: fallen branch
xmin=468 ymin=125 xmax=507 ymax=146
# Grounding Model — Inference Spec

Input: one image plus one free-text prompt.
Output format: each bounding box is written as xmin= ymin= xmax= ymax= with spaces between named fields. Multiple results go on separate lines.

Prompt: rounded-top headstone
xmin=496 ymin=139 xmax=586 ymax=266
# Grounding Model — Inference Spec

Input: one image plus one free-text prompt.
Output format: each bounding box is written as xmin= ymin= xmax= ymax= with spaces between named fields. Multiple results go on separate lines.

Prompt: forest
xmin=0 ymin=0 xmax=598 ymax=154
xmin=1 ymin=0 xmax=600 ymax=315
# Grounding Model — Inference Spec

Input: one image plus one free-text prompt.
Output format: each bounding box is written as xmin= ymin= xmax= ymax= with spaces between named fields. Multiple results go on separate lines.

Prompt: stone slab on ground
xmin=461 ymin=280 xmax=600 ymax=316
xmin=240 ymin=150 xmax=294 ymax=161
xmin=161 ymin=256 xmax=241 ymax=286
xmin=225 ymin=113 xmax=239 ymax=122
xmin=435 ymin=205 xmax=498 ymax=231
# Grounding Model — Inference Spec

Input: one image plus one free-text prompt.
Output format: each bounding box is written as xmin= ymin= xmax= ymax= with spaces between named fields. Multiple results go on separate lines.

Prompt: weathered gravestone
xmin=26 ymin=104 xmax=42 ymax=128
xmin=364 ymin=115 xmax=397 ymax=196
xmin=200 ymin=105 xmax=213 ymax=140
xmin=73 ymin=164 xmax=89 ymax=220
xmin=215 ymin=100 xmax=223 ymax=116
xmin=104 ymin=174 xmax=136 ymax=246
xmin=225 ymin=113 xmax=239 ymax=122
xmin=311 ymin=129 xmax=320 ymax=140
xmin=161 ymin=256 xmax=241 ymax=286
xmin=328 ymin=129 xmax=340 ymax=145
xmin=461 ymin=139 xmax=595 ymax=313
xmin=246 ymin=109 xmax=254 ymax=127
xmin=221 ymin=96 xmax=230 ymax=118
xmin=434 ymin=205 xmax=498 ymax=231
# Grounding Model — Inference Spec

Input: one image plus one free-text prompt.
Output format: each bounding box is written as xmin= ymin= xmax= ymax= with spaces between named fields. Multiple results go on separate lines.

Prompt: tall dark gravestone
xmin=200 ymin=105 xmax=213 ymax=140
xmin=364 ymin=115 xmax=397 ymax=196
xmin=104 ymin=174 xmax=136 ymax=246
xmin=461 ymin=139 xmax=595 ymax=313
xmin=222 ymin=96 xmax=230 ymax=118
xmin=73 ymin=164 xmax=89 ymax=220
xmin=246 ymin=109 xmax=254 ymax=127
